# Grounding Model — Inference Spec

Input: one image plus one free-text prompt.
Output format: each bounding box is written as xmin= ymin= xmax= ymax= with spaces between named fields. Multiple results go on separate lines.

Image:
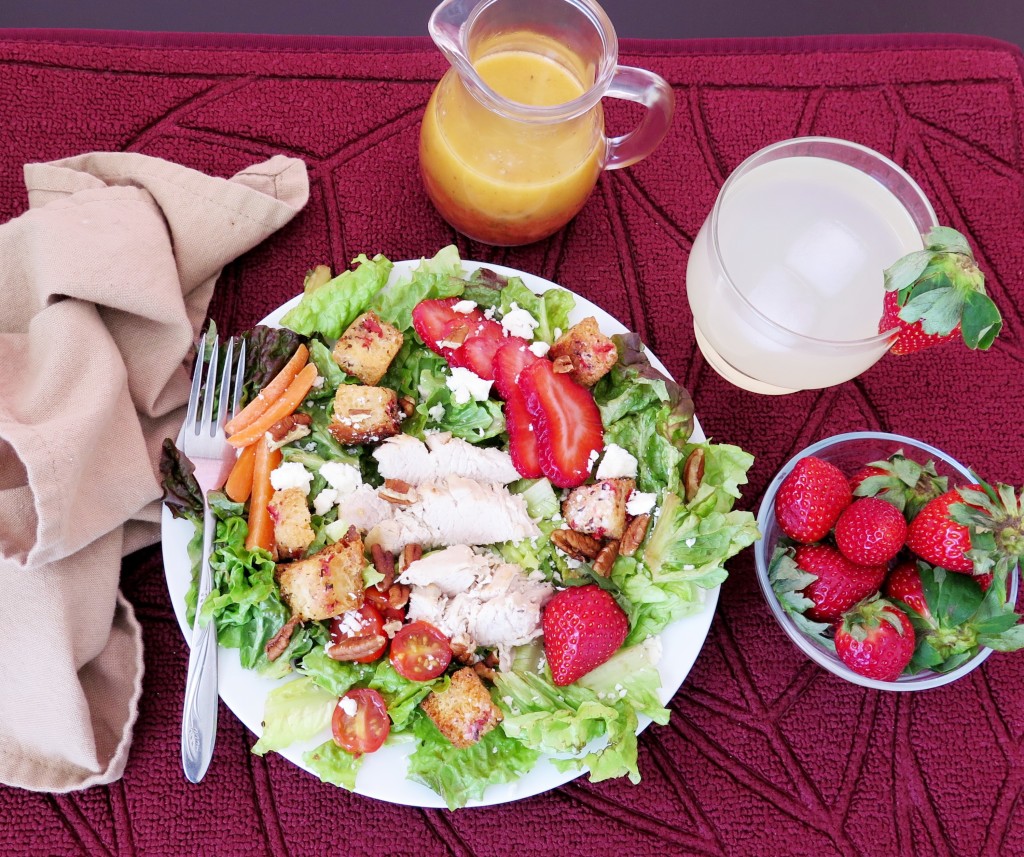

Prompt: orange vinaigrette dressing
xmin=419 ymin=46 xmax=604 ymax=245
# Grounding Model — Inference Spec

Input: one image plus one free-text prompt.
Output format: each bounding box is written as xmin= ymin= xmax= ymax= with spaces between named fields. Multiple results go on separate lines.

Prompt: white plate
xmin=161 ymin=259 xmax=715 ymax=808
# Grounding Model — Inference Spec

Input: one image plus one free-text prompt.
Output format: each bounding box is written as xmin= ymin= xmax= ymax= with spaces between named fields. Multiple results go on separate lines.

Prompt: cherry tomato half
xmin=329 ymin=603 xmax=387 ymax=663
xmin=363 ymin=586 xmax=407 ymax=623
xmin=331 ymin=688 xmax=390 ymax=756
xmin=389 ymin=621 xmax=453 ymax=681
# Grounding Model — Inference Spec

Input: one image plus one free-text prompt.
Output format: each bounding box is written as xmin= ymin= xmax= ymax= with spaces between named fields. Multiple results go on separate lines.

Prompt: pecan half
xmin=398 ymin=395 xmax=416 ymax=418
xmin=379 ymin=479 xmax=417 ymax=506
xmin=592 ymin=539 xmax=620 ymax=577
xmin=265 ymin=412 xmax=313 ymax=451
xmin=265 ymin=615 xmax=301 ymax=662
xmin=620 ymin=514 xmax=650 ymax=557
xmin=551 ymin=528 xmax=602 ymax=561
xmin=401 ymin=543 xmax=423 ymax=570
xmin=370 ymin=543 xmax=396 ymax=590
xmin=684 ymin=447 xmax=706 ymax=502
xmin=387 ymin=583 xmax=410 ymax=610
xmin=473 ymin=662 xmax=497 ymax=682
xmin=326 ymin=633 xmax=387 ymax=662
xmin=439 ymin=325 xmax=470 ymax=348
xmin=552 ymin=354 xmax=574 ymax=374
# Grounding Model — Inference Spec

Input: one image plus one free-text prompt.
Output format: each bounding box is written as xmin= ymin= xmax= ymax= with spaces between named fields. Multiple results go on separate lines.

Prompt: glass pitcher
xmin=420 ymin=0 xmax=675 ymax=246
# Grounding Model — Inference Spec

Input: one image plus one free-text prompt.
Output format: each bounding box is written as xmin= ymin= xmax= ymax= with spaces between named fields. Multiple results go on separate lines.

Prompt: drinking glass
xmin=686 ymin=137 xmax=938 ymax=395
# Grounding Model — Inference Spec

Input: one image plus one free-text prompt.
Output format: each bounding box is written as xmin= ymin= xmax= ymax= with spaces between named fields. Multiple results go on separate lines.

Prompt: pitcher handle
xmin=603 ymin=66 xmax=675 ymax=170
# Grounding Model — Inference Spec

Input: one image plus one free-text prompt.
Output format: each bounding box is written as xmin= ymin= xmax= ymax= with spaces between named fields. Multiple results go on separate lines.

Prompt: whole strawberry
xmin=880 ymin=225 xmax=1002 ymax=355
xmin=849 ymin=453 xmax=948 ymax=518
xmin=834 ymin=497 xmax=908 ymax=566
xmin=880 ymin=291 xmax=957 ymax=355
xmin=542 ymin=584 xmax=629 ymax=686
xmin=883 ymin=560 xmax=932 ymax=622
xmin=775 ymin=456 xmax=852 ymax=543
xmin=834 ymin=596 xmax=916 ymax=682
xmin=905 ymin=488 xmax=976 ymax=573
xmin=794 ymin=544 xmax=886 ymax=622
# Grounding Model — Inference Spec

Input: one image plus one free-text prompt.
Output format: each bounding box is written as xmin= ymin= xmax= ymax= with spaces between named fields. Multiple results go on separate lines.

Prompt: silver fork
xmin=180 ymin=330 xmax=246 ymax=784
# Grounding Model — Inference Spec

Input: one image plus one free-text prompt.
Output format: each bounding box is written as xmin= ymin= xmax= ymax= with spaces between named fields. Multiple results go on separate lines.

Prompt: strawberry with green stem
xmin=850 ymin=452 xmax=948 ymax=518
xmin=881 ymin=226 xmax=1002 ymax=355
xmin=888 ymin=559 xmax=1024 ymax=673
xmin=834 ymin=596 xmax=916 ymax=681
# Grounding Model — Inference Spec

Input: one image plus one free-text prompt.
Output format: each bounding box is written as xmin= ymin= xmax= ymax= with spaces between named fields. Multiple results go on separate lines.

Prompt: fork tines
xmin=186 ymin=331 xmax=247 ymax=439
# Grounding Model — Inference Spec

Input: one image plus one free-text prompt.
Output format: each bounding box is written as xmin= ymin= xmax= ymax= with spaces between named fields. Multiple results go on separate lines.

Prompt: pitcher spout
xmin=428 ymin=0 xmax=480 ymax=65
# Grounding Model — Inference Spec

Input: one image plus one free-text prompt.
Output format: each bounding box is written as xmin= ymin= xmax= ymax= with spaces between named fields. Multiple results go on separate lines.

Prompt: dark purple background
xmin=0 ymin=0 xmax=1021 ymax=47
xmin=1 ymin=27 xmax=1023 ymax=857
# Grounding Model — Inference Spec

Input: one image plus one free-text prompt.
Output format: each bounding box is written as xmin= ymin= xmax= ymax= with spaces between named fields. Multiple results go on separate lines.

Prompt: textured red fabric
xmin=1 ymin=28 xmax=1023 ymax=856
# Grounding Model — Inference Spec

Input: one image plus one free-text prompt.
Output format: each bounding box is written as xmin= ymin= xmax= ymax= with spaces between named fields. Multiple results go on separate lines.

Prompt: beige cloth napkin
xmin=0 ymin=152 xmax=309 ymax=792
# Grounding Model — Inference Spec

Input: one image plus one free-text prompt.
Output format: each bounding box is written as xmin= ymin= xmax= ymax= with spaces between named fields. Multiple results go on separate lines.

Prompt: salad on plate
xmin=161 ymin=246 xmax=759 ymax=809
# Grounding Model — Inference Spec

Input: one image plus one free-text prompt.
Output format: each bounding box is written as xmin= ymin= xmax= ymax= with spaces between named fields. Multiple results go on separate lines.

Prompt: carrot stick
xmin=246 ymin=442 xmax=282 ymax=553
xmin=224 ymin=343 xmax=309 ymax=436
xmin=226 ymin=362 xmax=319 ymax=448
xmin=225 ymin=443 xmax=258 ymax=503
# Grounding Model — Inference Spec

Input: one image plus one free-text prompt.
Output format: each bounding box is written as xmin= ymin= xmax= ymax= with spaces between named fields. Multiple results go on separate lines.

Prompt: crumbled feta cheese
xmin=501 ymin=303 xmax=540 ymax=340
xmin=336 ymin=610 xmax=364 ymax=635
xmin=338 ymin=696 xmax=358 ymax=717
xmin=319 ymin=461 xmax=362 ymax=496
xmin=446 ymin=366 xmax=493 ymax=405
xmin=484 ymin=306 xmax=496 ymax=320
xmin=553 ymin=327 xmax=562 ymax=340
xmin=528 ymin=340 xmax=550 ymax=357
xmin=438 ymin=337 xmax=465 ymax=350
xmin=269 ymin=461 xmax=313 ymax=494
xmin=311 ymin=375 xmax=325 ymax=389
xmin=596 ymin=443 xmax=639 ymax=479
xmin=383 ymin=619 xmax=403 ymax=639
xmin=626 ymin=490 xmax=657 ymax=516
xmin=313 ymin=488 xmax=340 ymax=516
xmin=452 ymin=299 xmax=477 ymax=314
xmin=587 ymin=448 xmax=600 ymax=470
xmin=427 ymin=403 xmax=446 ymax=422
xmin=641 ymin=635 xmax=663 ymax=665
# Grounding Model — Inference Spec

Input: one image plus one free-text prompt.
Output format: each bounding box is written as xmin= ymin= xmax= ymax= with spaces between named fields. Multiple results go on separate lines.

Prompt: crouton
xmin=548 ymin=317 xmax=618 ymax=387
xmin=332 ymin=311 xmax=404 ymax=385
xmin=328 ymin=384 xmax=402 ymax=446
xmin=562 ymin=477 xmax=635 ymax=539
xmin=268 ymin=487 xmax=316 ymax=559
xmin=275 ymin=529 xmax=366 ymax=621
xmin=420 ymin=667 xmax=502 ymax=749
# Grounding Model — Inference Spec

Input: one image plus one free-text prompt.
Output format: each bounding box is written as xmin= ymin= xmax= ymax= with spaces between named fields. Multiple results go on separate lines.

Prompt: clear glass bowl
xmin=754 ymin=431 xmax=1018 ymax=691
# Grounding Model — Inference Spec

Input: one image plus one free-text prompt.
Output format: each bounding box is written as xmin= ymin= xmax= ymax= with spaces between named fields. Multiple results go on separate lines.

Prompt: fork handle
xmin=181 ymin=500 xmax=219 ymax=783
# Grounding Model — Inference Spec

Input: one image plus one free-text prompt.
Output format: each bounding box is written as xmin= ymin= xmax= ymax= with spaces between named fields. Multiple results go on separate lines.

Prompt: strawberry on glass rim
xmin=880 ymin=225 xmax=1002 ymax=355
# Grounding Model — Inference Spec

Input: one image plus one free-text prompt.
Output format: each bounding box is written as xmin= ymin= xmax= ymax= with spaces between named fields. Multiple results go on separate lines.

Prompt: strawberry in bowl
xmin=755 ymin=431 xmax=1024 ymax=691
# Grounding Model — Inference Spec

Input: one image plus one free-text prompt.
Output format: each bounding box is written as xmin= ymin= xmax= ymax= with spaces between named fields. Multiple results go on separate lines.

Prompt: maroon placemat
xmin=2 ymin=29 xmax=1023 ymax=856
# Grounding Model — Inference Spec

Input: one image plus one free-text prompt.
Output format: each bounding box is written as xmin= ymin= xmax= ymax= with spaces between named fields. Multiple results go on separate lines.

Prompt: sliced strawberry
xmin=411 ymin=298 xmax=467 ymax=358
xmin=520 ymin=359 xmax=603 ymax=488
xmin=492 ymin=340 xmax=541 ymax=400
xmin=502 ymin=387 xmax=542 ymax=478
xmin=452 ymin=326 xmax=519 ymax=381
xmin=543 ymin=584 xmax=629 ymax=686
